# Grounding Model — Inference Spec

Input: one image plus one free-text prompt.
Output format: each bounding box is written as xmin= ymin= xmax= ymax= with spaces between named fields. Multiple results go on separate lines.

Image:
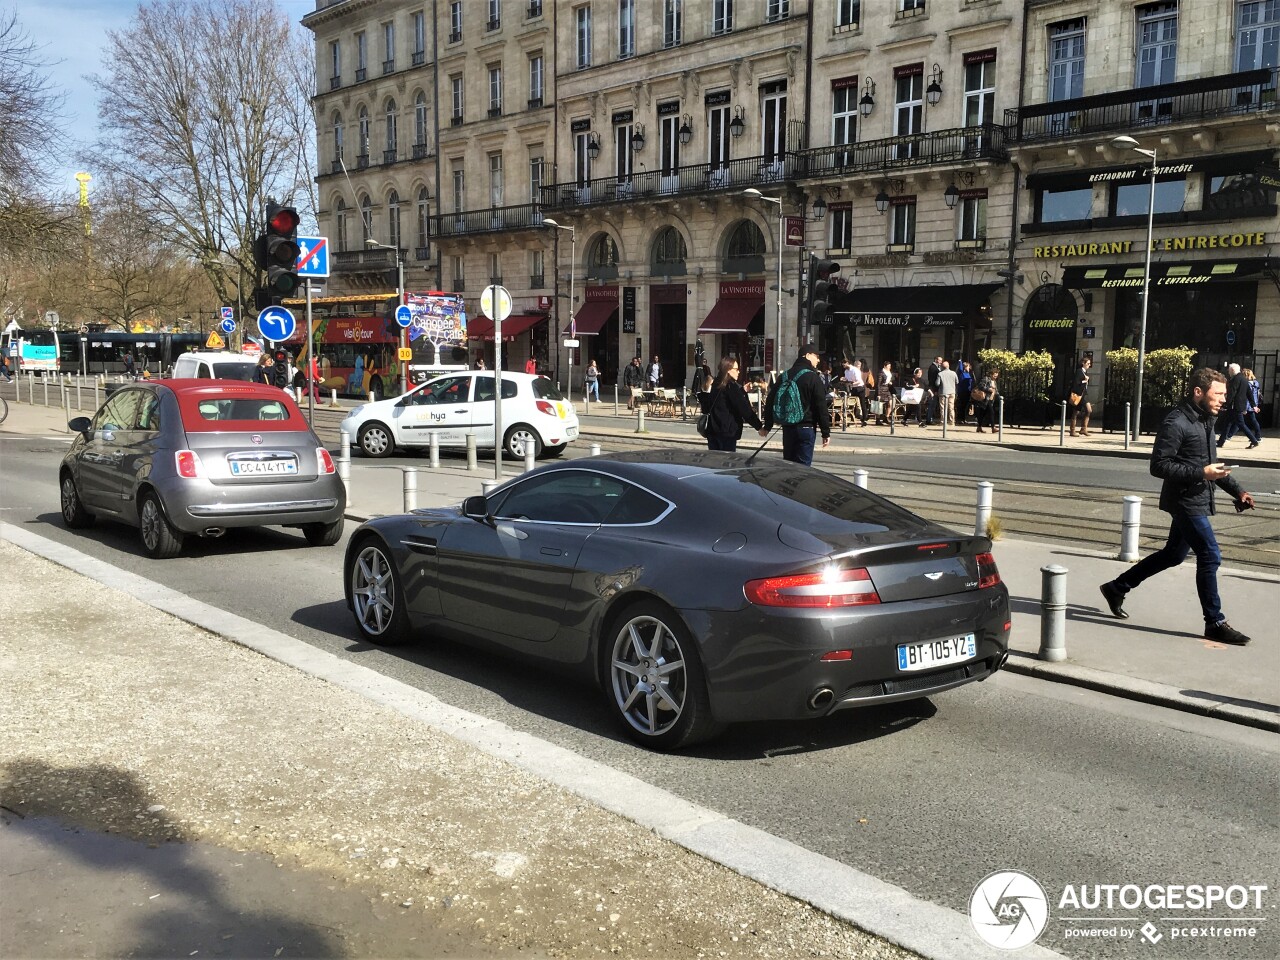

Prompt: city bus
xmin=14 ymin=329 xmax=60 ymax=373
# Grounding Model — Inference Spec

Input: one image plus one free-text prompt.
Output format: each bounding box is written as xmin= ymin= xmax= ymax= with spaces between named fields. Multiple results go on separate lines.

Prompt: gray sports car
xmin=60 ymin=380 xmax=346 ymax=558
xmin=343 ymin=449 xmax=1010 ymax=750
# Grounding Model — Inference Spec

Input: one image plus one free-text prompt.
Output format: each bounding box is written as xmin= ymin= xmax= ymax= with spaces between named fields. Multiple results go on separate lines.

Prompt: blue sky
xmin=26 ymin=0 xmax=315 ymax=197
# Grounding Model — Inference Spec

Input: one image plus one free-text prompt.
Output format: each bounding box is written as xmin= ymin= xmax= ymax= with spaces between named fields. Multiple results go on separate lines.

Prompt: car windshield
xmin=212 ymin=363 xmax=256 ymax=381
xmin=532 ymin=377 xmax=566 ymax=401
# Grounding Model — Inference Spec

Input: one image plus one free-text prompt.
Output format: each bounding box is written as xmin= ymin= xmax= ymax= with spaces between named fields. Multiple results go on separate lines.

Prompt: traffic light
xmin=272 ymin=349 xmax=290 ymax=388
xmin=808 ymin=256 xmax=841 ymax=326
xmin=253 ymin=202 xmax=301 ymax=306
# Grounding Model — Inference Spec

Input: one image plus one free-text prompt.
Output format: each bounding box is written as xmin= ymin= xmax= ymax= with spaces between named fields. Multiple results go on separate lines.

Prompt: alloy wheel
xmin=352 ymin=544 xmax=396 ymax=636
xmin=610 ymin=614 xmax=688 ymax=738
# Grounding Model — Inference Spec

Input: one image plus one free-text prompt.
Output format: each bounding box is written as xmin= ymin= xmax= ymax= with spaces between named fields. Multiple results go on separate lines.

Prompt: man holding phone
xmin=1099 ymin=368 xmax=1256 ymax=645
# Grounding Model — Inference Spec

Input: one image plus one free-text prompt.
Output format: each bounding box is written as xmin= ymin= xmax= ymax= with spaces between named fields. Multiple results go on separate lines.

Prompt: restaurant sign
xmin=857 ymin=314 xmax=960 ymax=327
xmin=1034 ymin=231 xmax=1267 ymax=259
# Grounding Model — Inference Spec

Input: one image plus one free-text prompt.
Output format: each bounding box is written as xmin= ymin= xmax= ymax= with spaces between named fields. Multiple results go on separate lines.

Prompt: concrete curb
xmin=0 ymin=521 xmax=1065 ymax=960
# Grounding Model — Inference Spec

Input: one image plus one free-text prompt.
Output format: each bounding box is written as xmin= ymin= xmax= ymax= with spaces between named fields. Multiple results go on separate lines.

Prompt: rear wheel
xmin=303 ymin=518 xmax=344 ymax=546
xmin=357 ymin=421 xmax=394 ymax=458
xmin=139 ymin=493 xmax=184 ymax=559
xmin=348 ymin=537 xmax=411 ymax=645
xmin=503 ymin=424 xmax=542 ymax=460
xmin=603 ymin=600 xmax=721 ymax=751
xmin=59 ymin=472 xmax=94 ymax=529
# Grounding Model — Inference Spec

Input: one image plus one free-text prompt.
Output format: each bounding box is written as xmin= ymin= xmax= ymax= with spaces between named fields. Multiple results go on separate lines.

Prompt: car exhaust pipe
xmin=202 ymin=527 xmax=226 ymax=538
xmin=807 ymin=687 xmax=836 ymax=712
xmin=985 ymin=652 xmax=1009 ymax=678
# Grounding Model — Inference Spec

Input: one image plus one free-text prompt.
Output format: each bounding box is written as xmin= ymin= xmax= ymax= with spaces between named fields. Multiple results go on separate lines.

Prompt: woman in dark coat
xmin=703 ymin=355 xmax=765 ymax=452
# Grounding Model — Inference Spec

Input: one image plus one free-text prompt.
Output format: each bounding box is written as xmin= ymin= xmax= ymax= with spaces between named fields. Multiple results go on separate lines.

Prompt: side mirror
xmin=68 ymin=416 xmax=92 ymax=438
xmin=461 ymin=495 xmax=489 ymax=520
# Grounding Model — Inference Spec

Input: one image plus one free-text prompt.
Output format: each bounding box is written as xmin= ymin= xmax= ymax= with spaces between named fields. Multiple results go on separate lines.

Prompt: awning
xmin=697 ymin=298 xmax=764 ymax=334
xmin=835 ymin=283 xmax=1002 ymax=326
xmin=1062 ymin=258 xmax=1273 ymax=288
xmin=467 ymin=313 xmax=547 ymax=341
xmin=561 ymin=300 xmax=617 ymax=336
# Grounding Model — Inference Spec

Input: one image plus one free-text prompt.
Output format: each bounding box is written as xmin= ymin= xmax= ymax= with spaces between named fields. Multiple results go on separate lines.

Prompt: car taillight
xmin=535 ymin=399 xmax=556 ymax=417
xmin=744 ymin=567 xmax=880 ymax=608
xmin=317 ymin=447 xmax=335 ymax=474
xmin=976 ymin=552 xmax=1001 ymax=589
xmin=175 ymin=450 xmax=203 ymax=479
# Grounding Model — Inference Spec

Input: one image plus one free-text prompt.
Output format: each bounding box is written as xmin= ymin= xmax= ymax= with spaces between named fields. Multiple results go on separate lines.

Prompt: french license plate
xmin=897 ymin=633 xmax=976 ymax=672
xmin=229 ymin=458 xmax=297 ymax=476
xmin=566 ymin=426 xmax=579 ymax=439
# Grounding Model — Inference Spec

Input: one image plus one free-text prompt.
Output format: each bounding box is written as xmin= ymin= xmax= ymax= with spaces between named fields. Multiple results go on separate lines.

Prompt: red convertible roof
xmin=154 ymin=380 xmax=309 ymax=433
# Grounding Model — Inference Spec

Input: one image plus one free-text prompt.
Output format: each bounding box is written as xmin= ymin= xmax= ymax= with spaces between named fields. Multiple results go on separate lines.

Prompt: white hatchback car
xmin=341 ymin=371 xmax=580 ymax=459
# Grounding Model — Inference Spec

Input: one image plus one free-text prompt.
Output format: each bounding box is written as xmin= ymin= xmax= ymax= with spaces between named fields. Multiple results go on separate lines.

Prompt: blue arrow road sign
xmin=220 ymin=318 xmax=236 ymax=334
xmin=296 ymin=236 xmax=330 ymax=278
xmin=257 ymin=305 xmax=296 ymax=342
xmin=394 ymin=304 xmax=413 ymax=328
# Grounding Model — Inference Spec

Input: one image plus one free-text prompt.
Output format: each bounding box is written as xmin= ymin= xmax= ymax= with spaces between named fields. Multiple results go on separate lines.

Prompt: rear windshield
xmin=212 ymin=362 xmax=257 ymax=381
xmin=532 ymin=377 xmax=566 ymax=401
xmin=177 ymin=392 xmax=306 ymax=432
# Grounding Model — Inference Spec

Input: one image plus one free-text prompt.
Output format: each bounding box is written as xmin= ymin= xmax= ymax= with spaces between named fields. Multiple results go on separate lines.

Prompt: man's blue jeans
xmin=1114 ymin=511 xmax=1223 ymax=624
xmin=781 ymin=425 xmax=816 ymax=466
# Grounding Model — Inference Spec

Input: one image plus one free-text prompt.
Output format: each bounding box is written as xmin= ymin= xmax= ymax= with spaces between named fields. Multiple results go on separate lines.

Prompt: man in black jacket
xmin=1099 ymin=367 xmax=1255 ymax=645
xmin=924 ymin=356 xmax=943 ymax=426
xmin=763 ymin=344 xmax=831 ymax=466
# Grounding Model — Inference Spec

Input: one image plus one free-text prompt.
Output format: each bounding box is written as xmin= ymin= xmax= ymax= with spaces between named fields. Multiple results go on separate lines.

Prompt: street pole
xmin=776 ymin=207 xmax=784 ymax=355
xmin=567 ymin=232 xmax=576 ymax=401
xmin=305 ymin=281 xmax=315 ymax=424
xmin=398 ymin=252 xmax=407 ymax=396
xmin=1135 ymin=149 xmax=1156 ymax=441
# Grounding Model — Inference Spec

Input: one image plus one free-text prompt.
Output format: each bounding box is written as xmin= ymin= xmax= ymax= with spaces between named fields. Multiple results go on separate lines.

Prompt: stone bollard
xmin=1120 ymin=495 xmax=1142 ymax=562
xmin=1124 ymin=402 xmax=1132 ymax=451
xmin=402 ymin=467 xmax=419 ymax=512
xmin=854 ymin=469 xmax=869 ymax=490
xmin=975 ymin=480 xmax=994 ymax=538
xmin=589 ymin=442 xmax=601 ymax=457
xmin=480 ymin=479 xmax=500 ymax=496
xmin=1059 ymin=401 xmax=1068 ymax=446
xmin=338 ymin=432 xmax=352 ymax=503
xmin=636 ymin=407 xmax=646 ymax=433
xmin=1038 ymin=564 xmax=1068 ymax=662
xmin=428 ymin=431 xmax=440 ymax=469
xmin=330 ymin=388 xmax=339 ymax=408
xmin=996 ymin=396 xmax=1005 ymax=443
xmin=465 ymin=432 xmax=478 ymax=471
xmin=524 ymin=444 xmax=536 ymax=473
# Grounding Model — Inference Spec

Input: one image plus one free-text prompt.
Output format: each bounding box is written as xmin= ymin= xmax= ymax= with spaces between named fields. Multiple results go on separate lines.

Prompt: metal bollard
xmin=681 ymin=391 xmax=687 ymax=421
xmin=975 ymin=480 xmax=994 ymax=537
xmin=402 ymin=467 xmax=419 ymax=512
xmin=941 ymin=405 xmax=948 ymax=440
xmin=43 ymin=374 xmax=49 ymax=407
xmin=330 ymin=388 xmax=339 ymax=408
xmin=636 ymin=407 xmax=646 ymax=432
xmin=841 ymin=395 xmax=848 ymax=432
xmin=338 ymin=433 xmax=352 ymax=504
xmin=62 ymin=379 xmax=71 ymax=430
xmin=996 ymin=396 xmax=1004 ymax=443
xmin=94 ymin=379 xmax=100 ymax=411
xmin=1038 ymin=564 xmax=1069 ymax=662
xmin=465 ymin=432 xmax=478 ymax=471
xmin=1059 ymin=401 xmax=1068 ymax=446
xmin=480 ymin=479 xmax=500 ymax=496
xmin=1120 ymin=495 xmax=1142 ymax=562
xmin=524 ymin=445 xmax=536 ymax=473
xmin=613 ymin=385 xmax=620 ymax=417
xmin=589 ymin=442 xmax=601 ymax=457
xmin=853 ymin=469 xmax=869 ymax=490
xmin=1124 ymin=402 xmax=1131 ymax=451
xmin=428 ymin=431 xmax=440 ymax=469
xmin=76 ymin=376 xmax=82 ymax=411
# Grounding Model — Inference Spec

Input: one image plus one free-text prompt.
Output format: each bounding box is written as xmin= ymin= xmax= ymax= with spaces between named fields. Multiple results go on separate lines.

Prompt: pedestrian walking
xmin=0 ymin=353 xmax=11 ymax=382
xmin=123 ymin=350 xmax=136 ymax=380
xmin=647 ymin=355 xmax=662 ymax=389
xmin=763 ymin=343 xmax=831 ymax=466
xmin=874 ymin=361 xmax=894 ymax=425
xmin=1217 ymin=363 xmax=1261 ymax=448
xmin=843 ymin=358 xmax=868 ymax=425
xmin=1069 ymin=356 xmax=1093 ymax=437
xmin=702 ymin=356 xmax=765 ymax=452
xmin=957 ymin=360 xmax=974 ymax=424
xmin=937 ymin=359 xmax=959 ymax=426
xmin=973 ymin=367 xmax=999 ymax=433
xmin=623 ymin=356 xmax=643 ymax=408
xmin=1099 ymin=367 xmax=1255 ymax=645
xmin=924 ymin=356 xmax=943 ymax=425
xmin=1242 ymin=368 xmax=1263 ymax=449
xmin=585 ymin=358 xmax=600 ymax=401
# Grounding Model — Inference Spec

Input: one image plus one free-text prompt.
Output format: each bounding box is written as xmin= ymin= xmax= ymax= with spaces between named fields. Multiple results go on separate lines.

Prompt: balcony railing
xmin=414 ymin=247 xmax=431 ymax=261
xmin=798 ymin=124 xmax=1008 ymax=178
xmin=329 ymin=75 xmax=340 ymax=90
xmin=412 ymin=142 xmax=432 ymax=159
xmin=330 ymin=159 xmax=343 ymax=174
xmin=1006 ymin=68 xmax=1278 ymax=143
xmin=530 ymin=274 xmax=545 ymax=288
xmin=487 ymin=18 xmax=501 ymax=31
xmin=412 ymin=50 xmax=425 ymax=66
xmin=527 ymin=2 xmax=543 ymax=18
xmin=356 ymin=153 xmax=369 ymax=169
xmin=450 ymin=115 xmax=463 ymax=127
xmin=355 ymin=67 xmax=367 ymax=82
xmin=333 ymin=248 xmax=399 ymax=271
xmin=382 ymin=59 xmax=394 ymax=75
xmin=432 ymin=203 xmax=547 ymax=239
xmin=540 ymin=152 xmax=797 ymax=210
xmin=528 ymin=96 xmax=543 ymax=109
xmin=487 ymin=106 xmax=502 ymax=118
xmin=383 ymin=148 xmax=397 ymax=164
xmin=449 ymin=30 xmax=461 ymax=43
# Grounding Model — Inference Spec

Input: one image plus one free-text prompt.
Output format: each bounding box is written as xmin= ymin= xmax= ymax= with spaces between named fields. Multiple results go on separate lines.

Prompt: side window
xmin=197 ymin=363 xmax=212 ymax=379
xmin=492 ymin=470 xmax=630 ymax=524
xmin=408 ymin=375 xmax=471 ymax=405
xmin=94 ymin=390 xmax=145 ymax=433
xmin=603 ymin=484 xmax=669 ymax=525
xmin=473 ymin=376 xmax=518 ymax=402
xmin=135 ymin=394 xmax=162 ymax=433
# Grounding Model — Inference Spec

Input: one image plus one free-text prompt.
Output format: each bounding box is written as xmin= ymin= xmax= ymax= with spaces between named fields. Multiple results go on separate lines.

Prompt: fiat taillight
xmin=317 ymin=447 xmax=336 ymax=474
xmin=174 ymin=450 xmax=204 ymax=479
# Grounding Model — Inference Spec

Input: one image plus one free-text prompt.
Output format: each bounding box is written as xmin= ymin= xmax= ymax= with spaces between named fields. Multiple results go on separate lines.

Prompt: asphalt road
xmin=3 ymin=435 xmax=1277 ymax=960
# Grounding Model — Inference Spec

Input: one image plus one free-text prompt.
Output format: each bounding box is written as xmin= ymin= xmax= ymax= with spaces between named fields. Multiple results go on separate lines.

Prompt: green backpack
xmin=772 ymin=369 xmax=809 ymax=425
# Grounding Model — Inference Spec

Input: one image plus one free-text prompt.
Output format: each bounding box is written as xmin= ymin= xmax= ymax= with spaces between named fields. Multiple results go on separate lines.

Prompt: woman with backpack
xmin=702 ymin=356 xmax=765 ymax=452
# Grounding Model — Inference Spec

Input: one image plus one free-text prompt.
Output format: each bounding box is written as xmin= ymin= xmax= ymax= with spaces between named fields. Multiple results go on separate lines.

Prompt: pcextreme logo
xmin=970 ymin=870 xmax=1051 ymax=949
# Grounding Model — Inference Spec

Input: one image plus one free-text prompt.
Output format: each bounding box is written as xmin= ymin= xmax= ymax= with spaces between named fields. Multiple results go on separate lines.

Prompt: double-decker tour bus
xmin=279 ymin=291 xmax=468 ymax=398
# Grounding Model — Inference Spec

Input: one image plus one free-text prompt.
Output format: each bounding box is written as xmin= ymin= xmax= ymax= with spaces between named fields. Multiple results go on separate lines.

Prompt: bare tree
xmin=88 ymin=0 xmax=316 ymax=317
xmin=0 ymin=8 xmax=65 ymax=193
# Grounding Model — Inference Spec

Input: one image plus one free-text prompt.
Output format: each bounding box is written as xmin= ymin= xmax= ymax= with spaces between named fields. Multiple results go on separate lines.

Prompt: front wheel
xmin=603 ymin=600 xmax=721 ymax=751
xmin=347 ymin=537 xmax=411 ymax=645
xmin=60 ymin=472 xmax=94 ymax=529
xmin=357 ymin=422 xmax=394 ymax=458
xmin=503 ymin=424 xmax=543 ymax=460
xmin=139 ymin=493 xmax=184 ymax=559
xmin=303 ymin=518 xmax=344 ymax=546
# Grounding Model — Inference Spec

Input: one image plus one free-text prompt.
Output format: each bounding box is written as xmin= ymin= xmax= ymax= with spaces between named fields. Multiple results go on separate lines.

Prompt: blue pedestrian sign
xmin=296 ymin=236 xmax=330 ymax=279
xmin=220 ymin=317 xmax=236 ymax=334
xmin=220 ymin=306 xmax=234 ymax=323
xmin=257 ymin=305 xmax=296 ymax=343
xmin=394 ymin=304 xmax=413 ymax=329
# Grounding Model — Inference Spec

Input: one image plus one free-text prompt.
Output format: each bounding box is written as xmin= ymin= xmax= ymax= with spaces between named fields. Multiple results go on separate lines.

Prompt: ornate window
xmin=651 ymin=226 xmax=687 ymax=271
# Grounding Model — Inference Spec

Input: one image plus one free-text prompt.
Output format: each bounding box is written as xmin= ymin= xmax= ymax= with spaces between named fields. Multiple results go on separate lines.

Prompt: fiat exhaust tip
xmin=808 ymin=687 xmax=836 ymax=712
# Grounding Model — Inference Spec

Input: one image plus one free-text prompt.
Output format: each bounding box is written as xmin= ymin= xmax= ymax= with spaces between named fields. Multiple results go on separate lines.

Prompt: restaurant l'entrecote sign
xmin=1034 ymin=231 xmax=1267 ymax=259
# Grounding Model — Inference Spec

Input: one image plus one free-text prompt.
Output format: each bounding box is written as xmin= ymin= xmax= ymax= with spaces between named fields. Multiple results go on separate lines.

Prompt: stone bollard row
xmin=1039 ymin=564 xmax=1068 ymax=662
xmin=465 ymin=432 xmax=478 ymax=472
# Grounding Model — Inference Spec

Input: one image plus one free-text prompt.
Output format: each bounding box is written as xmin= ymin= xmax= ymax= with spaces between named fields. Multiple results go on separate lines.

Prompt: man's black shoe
xmin=1205 ymin=622 xmax=1250 ymax=645
xmin=1099 ymin=581 xmax=1129 ymax=619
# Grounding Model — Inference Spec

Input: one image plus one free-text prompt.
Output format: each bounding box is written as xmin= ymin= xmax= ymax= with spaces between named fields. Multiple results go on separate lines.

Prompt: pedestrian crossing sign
xmin=205 ymin=330 xmax=226 ymax=349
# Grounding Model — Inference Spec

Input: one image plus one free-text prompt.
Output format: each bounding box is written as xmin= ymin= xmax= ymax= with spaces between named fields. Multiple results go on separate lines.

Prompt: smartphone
xmin=1222 ymin=464 xmax=1241 ymax=470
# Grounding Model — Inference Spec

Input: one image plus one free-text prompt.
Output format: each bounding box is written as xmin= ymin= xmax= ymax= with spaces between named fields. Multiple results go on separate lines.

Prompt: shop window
xmin=1205 ymin=172 xmax=1272 ymax=214
xmin=1111 ymin=176 xmax=1185 ymax=216
xmin=1037 ymin=186 xmax=1092 ymax=223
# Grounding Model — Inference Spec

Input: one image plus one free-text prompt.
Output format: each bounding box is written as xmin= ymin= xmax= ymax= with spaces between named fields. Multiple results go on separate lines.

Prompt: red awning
xmin=561 ymin=300 xmax=618 ymax=336
xmin=467 ymin=313 xmax=547 ymax=341
xmin=697 ymin=298 xmax=763 ymax=334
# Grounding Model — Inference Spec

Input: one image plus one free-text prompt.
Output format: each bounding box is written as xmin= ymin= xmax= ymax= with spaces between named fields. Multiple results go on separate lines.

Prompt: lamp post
xmin=1113 ymin=135 xmax=1157 ymax=441
xmin=367 ymin=238 xmax=406 ymax=395
xmin=543 ymin=218 xmax=576 ymax=398
xmin=743 ymin=188 xmax=785 ymax=372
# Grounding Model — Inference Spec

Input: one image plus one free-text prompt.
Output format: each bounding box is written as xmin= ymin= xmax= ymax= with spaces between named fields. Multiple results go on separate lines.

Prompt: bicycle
xmin=0 ymin=394 xmax=8 ymax=425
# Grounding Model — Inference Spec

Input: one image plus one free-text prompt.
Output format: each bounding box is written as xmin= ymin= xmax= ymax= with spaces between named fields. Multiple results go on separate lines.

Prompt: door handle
xmin=540 ymin=546 xmax=564 ymax=557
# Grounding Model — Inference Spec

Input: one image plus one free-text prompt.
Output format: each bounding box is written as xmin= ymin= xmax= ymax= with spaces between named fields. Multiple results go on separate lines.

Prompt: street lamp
xmin=1113 ymin=134 xmax=1157 ymax=441
xmin=743 ymin=188 xmax=785 ymax=371
xmin=543 ymin=217 xmax=576 ymax=399
xmin=367 ymin=238 xmax=407 ymax=395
